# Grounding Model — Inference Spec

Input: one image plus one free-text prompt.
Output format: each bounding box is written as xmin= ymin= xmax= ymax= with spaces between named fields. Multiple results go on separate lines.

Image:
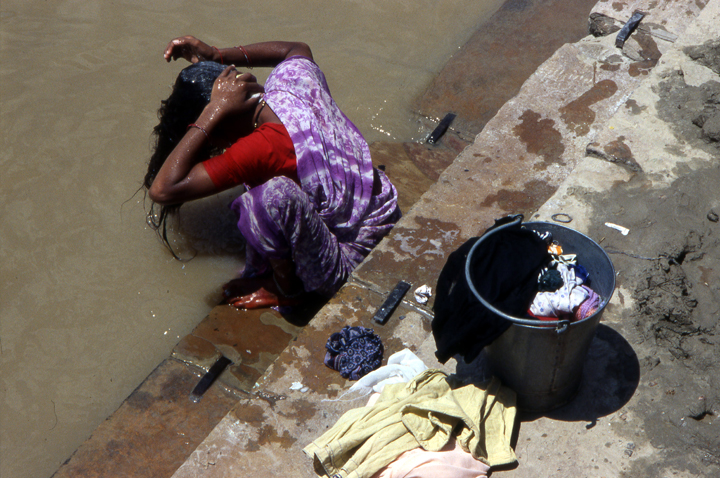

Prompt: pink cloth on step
xmin=369 ymin=437 xmax=491 ymax=478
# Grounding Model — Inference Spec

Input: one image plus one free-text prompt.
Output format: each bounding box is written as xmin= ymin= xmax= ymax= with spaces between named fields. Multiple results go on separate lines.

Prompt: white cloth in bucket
xmin=530 ymin=262 xmax=589 ymax=317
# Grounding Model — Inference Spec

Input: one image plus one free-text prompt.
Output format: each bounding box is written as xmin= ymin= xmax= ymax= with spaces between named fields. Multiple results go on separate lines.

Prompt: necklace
xmin=253 ymin=99 xmax=266 ymax=128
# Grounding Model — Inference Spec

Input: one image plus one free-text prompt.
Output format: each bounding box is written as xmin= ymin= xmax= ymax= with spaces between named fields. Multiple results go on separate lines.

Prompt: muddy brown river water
xmin=0 ymin=1 xmax=505 ymax=477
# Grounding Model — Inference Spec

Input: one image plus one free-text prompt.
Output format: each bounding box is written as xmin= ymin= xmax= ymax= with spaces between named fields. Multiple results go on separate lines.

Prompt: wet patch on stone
xmin=628 ymin=59 xmax=657 ymax=77
xmin=259 ymin=284 xmax=431 ymax=401
xmin=560 ymin=79 xmax=619 ymax=136
xmin=600 ymin=62 xmax=621 ymax=72
xmin=417 ymin=0 xmax=601 ymax=137
xmin=277 ymin=398 xmax=319 ymax=424
xmin=355 ymin=217 xmax=464 ymax=301
xmin=403 ymin=141 xmax=466 ymax=181
xmin=586 ymin=137 xmax=643 ymax=172
xmin=480 ymin=179 xmax=556 ymax=214
xmin=513 ymin=109 xmax=565 ymax=169
xmin=253 ymin=424 xmax=296 ymax=450
xmin=53 ymin=359 xmax=239 ymax=478
xmin=125 ymin=391 xmax=154 ymax=411
xmin=624 ymin=99 xmax=646 ymax=115
xmin=634 ymin=31 xmax=662 ymax=62
xmin=172 ymin=334 xmax=221 ymax=371
xmin=172 ymin=305 xmax=319 ymax=393
xmin=389 ymin=217 xmax=462 ymax=259
xmin=684 ymin=39 xmax=720 ymax=75
xmin=231 ymin=402 xmax=268 ymax=427
xmin=228 ymin=362 xmax=264 ymax=391
xmin=368 ymin=142 xmax=436 ymax=215
xmin=655 ymin=71 xmax=720 ymax=153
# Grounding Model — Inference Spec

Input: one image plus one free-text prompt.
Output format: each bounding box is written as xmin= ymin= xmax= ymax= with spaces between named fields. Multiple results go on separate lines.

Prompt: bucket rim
xmin=464 ymin=215 xmax=615 ymax=331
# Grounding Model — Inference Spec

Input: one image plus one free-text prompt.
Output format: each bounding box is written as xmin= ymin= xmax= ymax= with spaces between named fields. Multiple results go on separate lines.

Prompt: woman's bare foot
xmin=223 ymin=276 xmax=303 ymax=309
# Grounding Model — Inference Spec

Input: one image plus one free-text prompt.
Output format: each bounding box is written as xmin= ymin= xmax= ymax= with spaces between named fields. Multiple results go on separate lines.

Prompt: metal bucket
xmin=465 ymin=218 xmax=615 ymax=412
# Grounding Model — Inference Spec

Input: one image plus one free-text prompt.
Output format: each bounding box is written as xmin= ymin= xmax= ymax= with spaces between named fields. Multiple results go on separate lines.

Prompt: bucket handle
xmin=464 ymin=215 xmax=570 ymax=333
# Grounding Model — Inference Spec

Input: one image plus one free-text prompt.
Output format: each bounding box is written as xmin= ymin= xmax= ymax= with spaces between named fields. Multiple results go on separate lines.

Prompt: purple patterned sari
xmin=230 ymin=56 xmax=400 ymax=296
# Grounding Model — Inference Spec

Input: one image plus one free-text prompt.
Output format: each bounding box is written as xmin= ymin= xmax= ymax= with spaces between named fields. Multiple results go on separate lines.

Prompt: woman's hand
xmin=164 ymin=35 xmax=215 ymax=63
xmin=205 ymin=67 xmax=265 ymax=121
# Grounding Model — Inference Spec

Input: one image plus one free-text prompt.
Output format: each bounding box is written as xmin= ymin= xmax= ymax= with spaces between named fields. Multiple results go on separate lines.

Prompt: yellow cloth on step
xmin=303 ymin=369 xmax=516 ymax=478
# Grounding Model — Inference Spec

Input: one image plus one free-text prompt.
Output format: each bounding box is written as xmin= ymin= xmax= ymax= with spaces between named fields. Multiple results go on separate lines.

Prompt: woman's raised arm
xmin=164 ymin=36 xmax=313 ymax=67
xmin=148 ymin=69 xmax=264 ymax=205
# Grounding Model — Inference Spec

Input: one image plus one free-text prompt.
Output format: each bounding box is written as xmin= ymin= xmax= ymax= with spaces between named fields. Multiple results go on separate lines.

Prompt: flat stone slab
xmin=171 ymin=282 xmax=436 ymax=478
xmin=52 ymin=359 xmax=239 ymax=478
xmin=505 ymin=2 xmax=720 ymax=476
xmin=590 ymin=0 xmax=709 ymax=40
xmin=368 ymin=140 xmax=466 ymax=215
xmin=355 ymin=32 xmax=663 ymax=302
xmin=416 ymin=0 xmax=601 ymax=139
xmin=173 ymin=305 xmax=313 ymax=393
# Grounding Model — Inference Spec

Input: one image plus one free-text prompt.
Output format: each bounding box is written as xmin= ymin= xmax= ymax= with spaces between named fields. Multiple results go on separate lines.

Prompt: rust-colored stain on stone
xmin=625 ymin=99 xmax=647 ymax=115
xmin=252 ymin=424 xmax=297 ymax=450
xmin=278 ymin=398 xmax=319 ymax=424
xmin=404 ymin=141 xmax=465 ymax=181
xmin=232 ymin=402 xmax=268 ymax=427
xmin=599 ymin=62 xmax=621 ymax=72
xmin=480 ymin=179 xmax=556 ymax=213
xmin=513 ymin=109 xmax=565 ymax=169
xmin=629 ymin=60 xmax=657 ymax=77
xmin=611 ymin=2 xmax=625 ymax=11
xmin=559 ymin=79 xmax=618 ymax=136
xmin=634 ymin=32 xmax=662 ymax=62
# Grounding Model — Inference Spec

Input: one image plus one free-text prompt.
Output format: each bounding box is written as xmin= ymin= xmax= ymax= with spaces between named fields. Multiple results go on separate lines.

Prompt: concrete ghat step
xmin=354 ymin=34 xmax=664 ymax=304
xmin=416 ymin=0 xmax=601 ymax=140
xmin=169 ymin=1 xmax=710 ymax=477
xmin=170 ymin=282 xmax=447 ymax=478
xmin=51 ymin=358 xmax=240 ymax=478
xmin=52 ymin=303 xmax=325 ymax=478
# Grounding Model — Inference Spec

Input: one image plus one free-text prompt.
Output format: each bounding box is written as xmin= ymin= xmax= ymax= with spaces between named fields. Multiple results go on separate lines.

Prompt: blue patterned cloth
xmin=324 ymin=326 xmax=384 ymax=380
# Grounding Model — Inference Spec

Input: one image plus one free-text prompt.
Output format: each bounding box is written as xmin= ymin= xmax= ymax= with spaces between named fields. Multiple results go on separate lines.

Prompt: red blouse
xmin=203 ymin=123 xmax=298 ymax=190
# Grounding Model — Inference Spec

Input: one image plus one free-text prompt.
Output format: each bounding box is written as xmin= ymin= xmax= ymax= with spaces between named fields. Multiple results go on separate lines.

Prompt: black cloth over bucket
xmin=432 ymin=216 xmax=550 ymax=363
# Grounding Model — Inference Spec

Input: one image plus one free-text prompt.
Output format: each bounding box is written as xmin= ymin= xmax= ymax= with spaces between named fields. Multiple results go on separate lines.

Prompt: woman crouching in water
xmin=144 ymin=36 xmax=401 ymax=309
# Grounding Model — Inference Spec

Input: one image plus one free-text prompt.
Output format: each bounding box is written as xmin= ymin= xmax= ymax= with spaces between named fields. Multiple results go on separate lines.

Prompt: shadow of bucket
xmin=465 ymin=219 xmax=615 ymax=413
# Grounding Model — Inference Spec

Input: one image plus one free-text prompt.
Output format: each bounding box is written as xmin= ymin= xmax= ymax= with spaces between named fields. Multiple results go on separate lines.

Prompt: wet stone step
xmin=52 ymin=300 xmax=327 ymax=478
xmin=51 ymin=358 xmax=238 ymax=478
xmin=172 ymin=302 xmax=325 ymax=393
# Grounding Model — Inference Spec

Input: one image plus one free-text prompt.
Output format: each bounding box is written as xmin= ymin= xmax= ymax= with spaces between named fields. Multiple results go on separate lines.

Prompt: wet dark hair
xmin=144 ymin=61 xmax=226 ymax=258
